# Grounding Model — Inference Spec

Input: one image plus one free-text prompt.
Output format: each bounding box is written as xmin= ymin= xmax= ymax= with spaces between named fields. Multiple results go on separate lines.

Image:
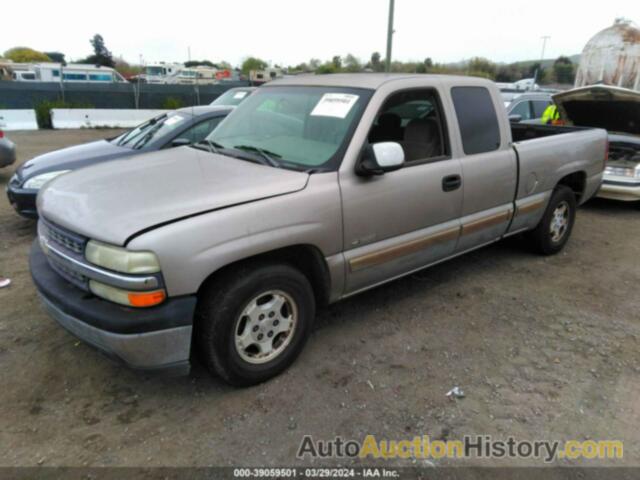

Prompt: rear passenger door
xmin=341 ymin=88 xmax=463 ymax=294
xmin=450 ymin=86 xmax=518 ymax=252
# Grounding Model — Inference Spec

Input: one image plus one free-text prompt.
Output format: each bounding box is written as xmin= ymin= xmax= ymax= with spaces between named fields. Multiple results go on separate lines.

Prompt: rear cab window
xmin=451 ymin=87 xmax=501 ymax=155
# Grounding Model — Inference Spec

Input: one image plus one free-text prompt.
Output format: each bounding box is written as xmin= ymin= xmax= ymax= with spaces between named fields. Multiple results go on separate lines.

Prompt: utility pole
xmin=135 ymin=54 xmax=143 ymax=109
xmin=385 ymin=0 xmax=395 ymax=72
xmin=532 ymin=35 xmax=550 ymax=89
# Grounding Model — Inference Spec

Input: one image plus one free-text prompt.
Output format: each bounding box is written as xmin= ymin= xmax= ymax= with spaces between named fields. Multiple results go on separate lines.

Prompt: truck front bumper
xmin=30 ymin=240 xmax=197 ymax=375
xmin=597 ymin=178 xmax=640 ymax=202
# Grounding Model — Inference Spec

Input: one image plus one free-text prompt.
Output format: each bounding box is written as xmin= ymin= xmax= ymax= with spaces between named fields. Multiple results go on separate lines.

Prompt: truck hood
xmin=553 ymin=86 xmax=640 ymax=137
xmin=18 ymin=139 xmax=130 ymax=181
xmin=38 ymin=146 xmax=310 ymax=245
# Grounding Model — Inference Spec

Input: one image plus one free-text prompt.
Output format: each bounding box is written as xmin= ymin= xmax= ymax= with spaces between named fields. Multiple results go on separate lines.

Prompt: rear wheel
xmin=526 ymin=185 xmax=576 ymax=255
xmin=195 ymin=263 xmax=315 ymax=386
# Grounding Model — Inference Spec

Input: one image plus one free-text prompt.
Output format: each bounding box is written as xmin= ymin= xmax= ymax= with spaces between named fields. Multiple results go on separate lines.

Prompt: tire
xmin=526 ymin=185 xmax=577 ymax=255
xmin=195 ymin=262 xmax=315 ymax=386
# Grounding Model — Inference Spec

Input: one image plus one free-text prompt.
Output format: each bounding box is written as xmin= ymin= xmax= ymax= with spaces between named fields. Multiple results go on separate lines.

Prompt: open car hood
xmin=553 ymin=86 xmax=640 ymax=137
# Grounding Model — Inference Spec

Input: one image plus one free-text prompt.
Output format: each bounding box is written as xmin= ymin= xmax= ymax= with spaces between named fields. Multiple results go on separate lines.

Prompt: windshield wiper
xmin=233 ymin=145 xmax=281 ymax=168
xmin=195 ymin=139 xmax=224 ymax=154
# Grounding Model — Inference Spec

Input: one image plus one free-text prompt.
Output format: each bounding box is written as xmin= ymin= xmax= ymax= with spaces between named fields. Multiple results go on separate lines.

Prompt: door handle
xmin=442 ymin=174 xmax=462 ymax=192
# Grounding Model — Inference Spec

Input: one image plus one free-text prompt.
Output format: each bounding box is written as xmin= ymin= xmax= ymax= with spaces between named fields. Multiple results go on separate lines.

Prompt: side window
xmin=368 ymin=89 xmax=448 ymax=163
xmin=510 ymin=101 xmax=532 ymax=120
xmin=179 ymin=117 xmax=224 ymax=144
xmin=532 ymin=100 xmax=552 ymax=118
xmin=451 ymin=87 xmax=501 ymax=155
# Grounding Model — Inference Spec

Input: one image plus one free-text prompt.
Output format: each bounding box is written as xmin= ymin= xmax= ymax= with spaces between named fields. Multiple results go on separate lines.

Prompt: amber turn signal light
xmin=127 ymin=290 xmax=167 ymax=308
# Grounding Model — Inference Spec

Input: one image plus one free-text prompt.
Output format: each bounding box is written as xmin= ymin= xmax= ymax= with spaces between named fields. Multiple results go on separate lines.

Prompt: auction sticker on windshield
xmin=233 ymin=91 xmax=248 ymax=99
xmin=165 ymin=115 xmax=184 ymax=126
xmin=311 ymin=93 xmax=359 ymax=118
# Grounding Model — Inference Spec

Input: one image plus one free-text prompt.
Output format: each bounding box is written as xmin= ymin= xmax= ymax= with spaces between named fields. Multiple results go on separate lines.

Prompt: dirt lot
xmin=0 ymin=129 xmax=639 ymax=468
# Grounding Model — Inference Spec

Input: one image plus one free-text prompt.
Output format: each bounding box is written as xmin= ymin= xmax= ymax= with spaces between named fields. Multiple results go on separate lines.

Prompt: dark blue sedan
xmin=7 ymin=105 xmax=231 ymax=218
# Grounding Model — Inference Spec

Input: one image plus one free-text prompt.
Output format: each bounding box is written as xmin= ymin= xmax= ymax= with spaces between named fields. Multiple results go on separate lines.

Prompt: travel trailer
xmin=171 ymin=66 xmax=218 ymax=85
xmin=11 ymin=63 xmax=126 ymax=83
xmin=143 ymin=63 xmax=183 ymax=84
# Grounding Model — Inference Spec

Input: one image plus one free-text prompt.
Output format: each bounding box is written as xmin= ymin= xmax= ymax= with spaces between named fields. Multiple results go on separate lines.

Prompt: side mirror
xmin=171 ymin=137 xmax=192 ymax=147
xmin=509 ymin=114 xmax=523 ymax=123
xmin=356 ymin=142 xmax=405 ymax=176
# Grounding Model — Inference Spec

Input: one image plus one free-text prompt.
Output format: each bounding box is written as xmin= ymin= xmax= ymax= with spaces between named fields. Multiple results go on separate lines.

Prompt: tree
xmin=3 ymin=47 xmax=50 ymax=63
xmin=308 ymin=58 xmax=321 ymax=70
xmin=331 ymin=55 xmax=342 ymax=70
xmin=467 ymin=57 xmax=497 ymax=79
xmin=343 ymin=54 xmax=362 ymax=73
xmin=44 ymin=51 xmax=66 ymax=64
xmin=80 ymin=34 xmax=115 ymax=67
xmin=114 ymin=57 xmax=141 ymax=79
xmin=528 ymin=62 xmax=542 ymax=78
xmin=553 ymin=56 xmax=575 ymax=84
xmin=316 ymin=62 xmax=338 ymax=74
xmin=370 ymin=52 xmax=383 ymax=72
xmin=241 ymin=57 xmax=268 ymax=75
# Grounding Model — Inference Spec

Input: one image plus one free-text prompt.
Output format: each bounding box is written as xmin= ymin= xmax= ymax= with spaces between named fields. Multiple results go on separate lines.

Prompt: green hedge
xmin=34 ymin=99 xmax=93 ymax=129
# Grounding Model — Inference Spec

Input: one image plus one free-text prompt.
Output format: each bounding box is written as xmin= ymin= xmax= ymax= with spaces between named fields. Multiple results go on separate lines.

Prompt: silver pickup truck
xmin=30 ymin=74 xmax=607 ymax=386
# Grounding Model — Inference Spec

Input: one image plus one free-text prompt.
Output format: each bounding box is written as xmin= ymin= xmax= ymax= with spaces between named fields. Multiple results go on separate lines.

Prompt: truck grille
xmin=48 ymin=255 xmax=89 ymax=290
xmin=39 ymin=217 xmax=90 ymax=291
xmin=41 ymin=217 xmax=87 ymax=255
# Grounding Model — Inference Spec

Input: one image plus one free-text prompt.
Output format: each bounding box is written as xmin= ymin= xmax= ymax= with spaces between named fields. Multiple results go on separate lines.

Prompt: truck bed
xmin=511 ymin=122 xmax=592 ymax=142
xmin=510 ymin=122 xmax=607 ymax=207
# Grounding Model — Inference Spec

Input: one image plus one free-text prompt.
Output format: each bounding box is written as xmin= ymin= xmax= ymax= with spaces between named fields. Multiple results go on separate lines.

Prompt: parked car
xmin=7 ymin=106 xmax=231 ymax=218
xmin=209 ymin=86 xmax=257 ymax=107
xmin=506 ymin=92 xmax=553 ymax=123
xmin=30 ymin=74 xmax=607 ymax=385
xmin=552 ymin=85 xmax=640 ymax=203
xmin=0 ymin=129 xmax=16 ymax=168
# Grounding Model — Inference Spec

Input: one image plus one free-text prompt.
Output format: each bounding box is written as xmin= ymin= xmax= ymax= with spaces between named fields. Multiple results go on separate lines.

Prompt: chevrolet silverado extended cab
xmin=30 ymin=74 xmax=607 ymax=386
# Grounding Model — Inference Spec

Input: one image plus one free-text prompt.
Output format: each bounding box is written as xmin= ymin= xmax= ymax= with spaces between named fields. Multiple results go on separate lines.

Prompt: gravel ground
xmin=0 ymin=129 xmax=638 ymax=468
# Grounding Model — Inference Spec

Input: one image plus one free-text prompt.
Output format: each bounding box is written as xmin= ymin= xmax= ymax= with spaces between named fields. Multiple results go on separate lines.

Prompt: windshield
xmin=111 ymin=113 xmax=188 ymax=150
xmin=146 ymin=67 xmax=164 ymax=76
xmin=210 ymin=89 xmax=254 ymax=106
xmin=207 ymin=86 xmax=372 ymax=169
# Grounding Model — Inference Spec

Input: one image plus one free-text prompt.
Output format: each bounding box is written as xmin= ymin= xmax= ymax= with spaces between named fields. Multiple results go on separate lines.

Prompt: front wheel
xmin=526 ymin=185 xmax=577 ymax=255
xmin=195 ymin=263 xmax=315 ymax=386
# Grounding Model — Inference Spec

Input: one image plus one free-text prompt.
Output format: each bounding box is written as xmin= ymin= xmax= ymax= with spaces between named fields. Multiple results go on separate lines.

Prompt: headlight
xmin=85 ymin=240 xmax=161 ymax=274
xmin=89 ymin=280 xmax=166 ymax=308
xmin=23 ymin=170 xmax=71 ymax=189
xmin=604 ymin=166 xmax=635 ymax=178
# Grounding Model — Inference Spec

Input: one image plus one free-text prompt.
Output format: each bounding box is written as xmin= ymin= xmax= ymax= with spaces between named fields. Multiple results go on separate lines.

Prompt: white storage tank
xmin=575 ymin=18 xmax=640 ymax=90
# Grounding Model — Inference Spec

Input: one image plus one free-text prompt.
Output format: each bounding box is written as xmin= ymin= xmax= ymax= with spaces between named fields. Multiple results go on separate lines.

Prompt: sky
xmin=3 ymin=0 xmax=639 ymax=67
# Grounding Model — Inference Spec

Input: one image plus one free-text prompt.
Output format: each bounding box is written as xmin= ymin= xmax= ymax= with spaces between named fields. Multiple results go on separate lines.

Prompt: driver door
xmin=340 ymin=88 xmax=463 ymax=294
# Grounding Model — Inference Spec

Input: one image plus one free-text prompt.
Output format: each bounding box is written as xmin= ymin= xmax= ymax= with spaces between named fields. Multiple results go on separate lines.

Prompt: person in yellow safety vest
xmin=541 ymin=104 xmax=561 ymax=125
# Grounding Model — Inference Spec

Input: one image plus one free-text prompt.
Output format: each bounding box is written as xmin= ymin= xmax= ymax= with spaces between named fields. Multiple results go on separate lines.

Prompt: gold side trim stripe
xmin=515 ymin=199 xmax=545 ymax=216
xmin=349 ymin=226 xmax=460 ymax=272
xmin=461 ymin=210 xmax=512 ymax=236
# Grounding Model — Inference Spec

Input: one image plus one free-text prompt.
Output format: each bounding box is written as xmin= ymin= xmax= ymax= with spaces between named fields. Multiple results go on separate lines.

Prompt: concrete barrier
xmin=0 ymin=110 xmax=38 ymax=130
xmin=51 ymin=109 xmax=170 ymax=129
